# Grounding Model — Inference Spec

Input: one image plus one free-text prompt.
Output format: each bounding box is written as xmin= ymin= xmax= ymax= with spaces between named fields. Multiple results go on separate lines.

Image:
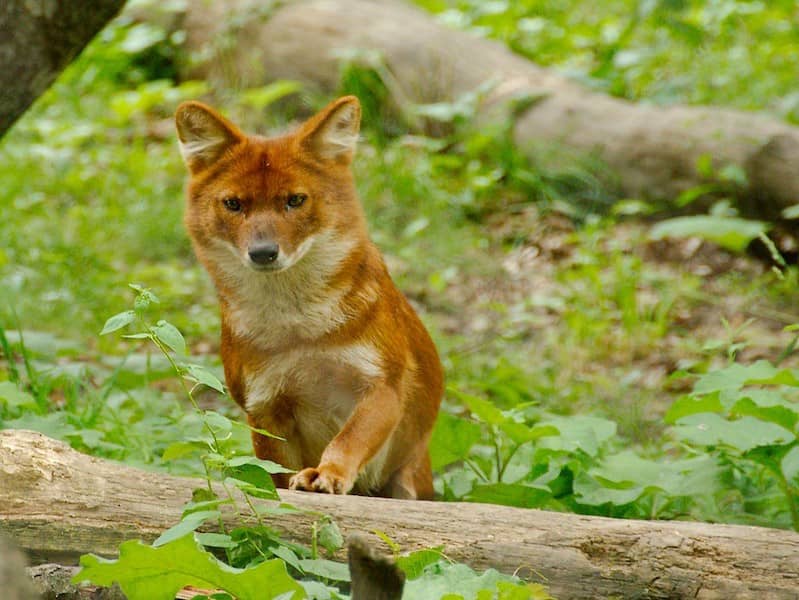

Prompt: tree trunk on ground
xmin=2 ymin=430 xmax=798 ymax=600
xmin=0 ymin=0 xmax=126 ymax=137
xmin=178 ymin=0 xmax=799 ymax=220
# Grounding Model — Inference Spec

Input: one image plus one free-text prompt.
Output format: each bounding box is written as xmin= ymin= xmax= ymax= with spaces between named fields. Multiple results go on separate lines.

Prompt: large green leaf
xmin=575 ymin=451 xmax=721 ymax=506
xmin=781 ymin=445 xmax=799 ymax=481
xmin=152 ymin=511 xmax=220 ymax=547
xmin=467 ymin=483 xmax=552 ymax=508
xmin=536 ymin=415 xmax=617 ymax=457
xmin=732 ymin=397 xmax=798 ymax=431
xmin=396 ymin=548 xmax=446 ymax=580
xmin=72 ymin=534 xmax=304 ymax=600
xmin=649 ymin=216 xmax=767 ymax=252
xmin=100 ymin=310 xmax=137 ymax=335
xmin=673 ymin=413 xmax=795 ymax=452
xmin=664 ymin=393 xmax=723 ymax=424
xmin=429 ymin=412 xmax=483 ymax=470
xmin=402 ymin=562 xmax=550 ymax=600
xmin=152 ymin=320 xmax=186 ymax=356
xmin=693 ymin=361 xmax=799 ymax=394
xmin=0 ymin=380 xmax=38 ymax=411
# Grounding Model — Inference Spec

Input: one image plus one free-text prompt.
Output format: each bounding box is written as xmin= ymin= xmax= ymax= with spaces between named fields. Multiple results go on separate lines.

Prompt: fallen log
xmin=1 ymin=430 xmax=798 ymax=599
xmin=176 ymin=0 xmax=799 ymax=219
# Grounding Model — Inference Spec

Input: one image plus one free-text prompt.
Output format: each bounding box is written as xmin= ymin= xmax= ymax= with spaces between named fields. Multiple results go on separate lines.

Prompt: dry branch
xmin=178 ymin=0 xmax=799 ymax=219
xmin=1 ymin=430 xmax=798 ymax=599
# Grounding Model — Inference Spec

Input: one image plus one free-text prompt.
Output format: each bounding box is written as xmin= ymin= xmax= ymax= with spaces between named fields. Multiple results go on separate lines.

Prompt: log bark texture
xmin=2 ymin=429 xmax=799 ymax=600
xmin=0 ymin=0 xmax=126 ymax=137
xmin=180 ymin=0 xmax=799 ymax=219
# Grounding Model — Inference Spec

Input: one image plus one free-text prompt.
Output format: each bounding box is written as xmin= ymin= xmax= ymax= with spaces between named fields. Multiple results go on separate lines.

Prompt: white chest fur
xmin=243 ymin=342 xmax=389 ymax=491
xmin=205 ymin=228 xmax=358 ymax=344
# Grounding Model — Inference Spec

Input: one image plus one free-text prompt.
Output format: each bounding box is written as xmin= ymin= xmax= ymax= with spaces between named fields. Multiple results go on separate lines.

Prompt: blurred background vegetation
xmin=1 ymin=0 xmax=798 ymax=533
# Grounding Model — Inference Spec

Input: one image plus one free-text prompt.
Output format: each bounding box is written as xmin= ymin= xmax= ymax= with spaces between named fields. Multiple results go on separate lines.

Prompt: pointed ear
xmin=296 ymin=96 xmax=361 ymax=163
xmin=175 ymin=101 xmax=244 ymax=173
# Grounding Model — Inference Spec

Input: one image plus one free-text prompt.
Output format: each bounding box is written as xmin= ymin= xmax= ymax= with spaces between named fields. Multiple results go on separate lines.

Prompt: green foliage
xmin=403 ymin=561 xmax=552 ymax=599
xmin=74 ymin=534 xmax=304 ymax=600
xmin=650 ymin=216 xmax=768 ymax=252
xmin=3 ymin=2 xmax=799 ymax=598
xmin=414 ymin=0 xmax=799 ymax=119
xmin=665 ymin=359 xmax=799 ymax=529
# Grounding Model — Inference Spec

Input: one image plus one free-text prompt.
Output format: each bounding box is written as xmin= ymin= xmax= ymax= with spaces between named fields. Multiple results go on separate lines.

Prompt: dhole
xmin=174 ymin=96 xmax=443 ymax=499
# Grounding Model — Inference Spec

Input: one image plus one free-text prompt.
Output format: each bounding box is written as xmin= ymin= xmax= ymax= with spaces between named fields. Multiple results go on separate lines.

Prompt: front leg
xmin=290 ymin=383 xmax=400 ymax=494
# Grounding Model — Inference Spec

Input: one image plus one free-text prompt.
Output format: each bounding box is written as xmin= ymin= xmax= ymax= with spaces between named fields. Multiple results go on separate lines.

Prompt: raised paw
xmin=289 ymin=465 xmax=352 ymax=495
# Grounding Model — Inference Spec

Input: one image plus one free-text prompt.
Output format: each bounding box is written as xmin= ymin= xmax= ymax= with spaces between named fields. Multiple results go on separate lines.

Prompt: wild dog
xmin=175 ymin=96 xmax=443 ymax=499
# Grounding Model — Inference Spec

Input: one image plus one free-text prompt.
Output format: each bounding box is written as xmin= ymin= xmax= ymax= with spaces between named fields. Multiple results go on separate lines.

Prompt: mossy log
xmin=1 ymin=430 xmax=799 ymax=599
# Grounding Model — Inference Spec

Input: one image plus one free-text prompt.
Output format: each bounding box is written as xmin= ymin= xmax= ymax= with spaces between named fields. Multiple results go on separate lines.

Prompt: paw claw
xmin=289 ymin=466 xmax=350 ymax=494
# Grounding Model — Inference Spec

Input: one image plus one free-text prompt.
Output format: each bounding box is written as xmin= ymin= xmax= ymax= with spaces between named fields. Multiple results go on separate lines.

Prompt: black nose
xmin=248 ymin=242 xmax=280 ymax=265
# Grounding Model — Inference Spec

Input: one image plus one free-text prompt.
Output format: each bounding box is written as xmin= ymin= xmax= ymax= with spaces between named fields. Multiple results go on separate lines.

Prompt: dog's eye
xmin=223 ymin=197 xmax=242 ymax=212
xmin=286 ymin=193 xmax=307 ymax=209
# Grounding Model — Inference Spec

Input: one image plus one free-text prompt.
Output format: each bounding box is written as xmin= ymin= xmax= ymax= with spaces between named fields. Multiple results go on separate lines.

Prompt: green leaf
xmin=718 ymin=163 xmax=747 ymax=186
xmin=202 ymin=411 xmax=234 ymax=436
xmin=664 ymin=393 xmax=723 ymax=424
xmin=781 ymin=445 xmax=799 ymax=481
xmin=396 ymin=547 xmax=445 ymax=580
xmin=4 ymin=411 xmax=76 ymax=440
xmin=536 ymin=415 xmax=617 ymax=457
xmin=225 ymin=455 xmax=295 ymax=474
xmin=153 ymin=511 xmax=220 ymax=547
xmin=694 ymin=361 xmax=799 ymax=394
xmin=429 ymin=412 xmax=483 ymax=470
xmin=402 ymin=562 xmax=539 ymax=600
xmin=130 ymin=284 xmax=160 ymax=311
xmin=298 ymin=559 xmax=350 ymax=582
xmin=674 ymin=183 xmax=719 ymax=208
xmin=316 ymin=518 xmax=344 ymax=555
xmin=244 ymin=421 xmax=285 ymax=440
xmin=122 ymin=332 xmax=152 ymax=340
xmin=499 ymin=422 xmax=558 ymax=445
xmin=461 ymin=393 xmax=508 ymax=425
xmin=185 ymin=364 xmax=226 ymax=394
xmin=152 ymin=320 xmax=186 ymax=356
xmin=73 ymin=534 xmax=304 ymax=600
xmin=576 ymin=451 xmax=721 ymax=506
xmin=573 ymin=471 xmax=644 ymax=506
xmin=162 ymin=440 xmax=208 ymax=462
xmin=195 ymin=533 xmax=236 ymax=549
xmin=695 ymin=154 xmax=714 ymax=178
xmin=182 ymin=498 xmax=232 ymax=518
xmin=100 ymin=310 xmax=137 ymax=335
xmin=223 ymin=464 xmax=280 ymax=500
xmin=649 ymin=216 xmax=768 ymax=252
xmin=0 ymin=381 xmax=38 ymax=410
xmin=467 ymin=483 xmax=552 ymax=508
xmin=270 ymin=545 xmax=304 ymax=573
xmin=672 ymin=413 xmax=795 ymax=452
xmin=223 ymin=457 xmax=292 ymax=500
xmin=732 ymin=397 xmax=798 ymax=431
xmin=781 ymin=204 xmax=799 ymax=220
xmin=372 ymin=530 xmax=401 ymax=554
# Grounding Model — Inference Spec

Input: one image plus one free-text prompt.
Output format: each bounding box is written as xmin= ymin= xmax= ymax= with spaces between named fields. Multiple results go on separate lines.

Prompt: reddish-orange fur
xmin=175 ymin=97 xmax=443 ymax=499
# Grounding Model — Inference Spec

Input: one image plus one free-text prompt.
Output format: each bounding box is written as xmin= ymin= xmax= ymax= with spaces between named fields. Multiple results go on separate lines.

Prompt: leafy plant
xmin=665 ymin=358 xmax=799 ymax=530
xmin=67 ymin=287 xmax=555 ymax=598
xmin=74 ymin=534 xmax=304 ymax=600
